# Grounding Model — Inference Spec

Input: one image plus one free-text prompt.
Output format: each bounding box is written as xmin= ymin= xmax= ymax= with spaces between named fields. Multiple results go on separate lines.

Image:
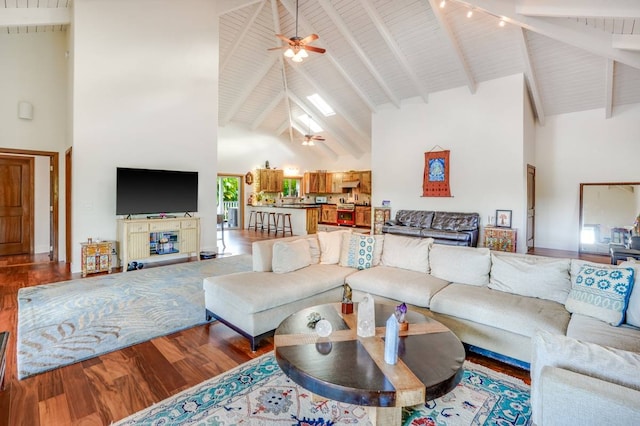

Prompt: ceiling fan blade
xmin=300 ymin=34 xmax=319 ymax=45
xmin=313 ymin=136 xmax=325 ymax=141
xmin=276 ymin=34 xmax=292 ymax=44
xmin=267 ymin=46 xmax=286 ymax=51
xmin=304 ymin=45 xmax=326 ymax=54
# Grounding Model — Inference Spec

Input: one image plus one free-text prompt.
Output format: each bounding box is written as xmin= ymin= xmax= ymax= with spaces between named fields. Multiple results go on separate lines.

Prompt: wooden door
xmin=0 ymin=156 xmax=34 ymax=255
xmin=526 ymin=164 xmax=536 ymax=252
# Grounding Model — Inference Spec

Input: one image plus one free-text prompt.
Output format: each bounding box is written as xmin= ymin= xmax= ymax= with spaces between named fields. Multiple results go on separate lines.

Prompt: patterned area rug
xmin=17 ymin=255 xmax=252 ymax=379
xmin=115 ymin=352 xmax=531 ymax=425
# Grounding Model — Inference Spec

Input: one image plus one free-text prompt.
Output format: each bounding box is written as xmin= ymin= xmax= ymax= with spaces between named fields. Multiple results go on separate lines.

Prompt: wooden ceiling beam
xmin=317 ymin=0 xmax=401 ymax=108
xmin=427 ymin=0 xmax=477 ymax=94
xmin=516 ymin=28 xmax=545 ymax=125
xmin=217 ymin=0 xmax=263 ymax=16
xmin=613 ymin=35 xmax=640 ymax=52
xmin=454 ymin=0 xmax=640 ymax=70
xmin=605 ymin=59 xmax=614 ymax=119
xmin=220 ymin=1 xmax=266 ymax=74
xmin=250 ymin=91 xmax=285 ymax=130
xmin=0 ymin=7 xmax=70 ymax=28
xmin=360 ymin=0 xmax=430 ymax=103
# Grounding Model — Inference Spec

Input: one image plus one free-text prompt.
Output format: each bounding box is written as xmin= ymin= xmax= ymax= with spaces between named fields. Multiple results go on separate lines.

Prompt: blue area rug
xmin=115 ymin=352 xmax=531 ymax=425
xmin=17 ymin=255 xmax=252 ymax=379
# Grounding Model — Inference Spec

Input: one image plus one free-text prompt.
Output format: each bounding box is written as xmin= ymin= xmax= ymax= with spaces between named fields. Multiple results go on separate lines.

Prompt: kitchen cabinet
xmin=331 ymin=172 xmax=343 ymax=193
xmin=306 ymin=208 xmax=320 ymax=234
xmin=359 ymin=171 xmax=372 ymax=194
xmin=320 ymin=204 xmax=338 ymax=224
xmin=303 ymin=171 xmax=332 ymax=194
xmin=257 ymin=169 xmax=284 ymax=192
xmin=342 ymin=171 xmax=359 ymax=182
xmin=373 ymin=207 xmax=391 ymax=235
xmin=355 ymin=206 xmax=372 ymax=227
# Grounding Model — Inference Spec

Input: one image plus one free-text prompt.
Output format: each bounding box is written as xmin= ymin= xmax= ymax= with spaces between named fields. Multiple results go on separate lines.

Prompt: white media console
xmin=117 ymin=217 xmax=200 ymax=271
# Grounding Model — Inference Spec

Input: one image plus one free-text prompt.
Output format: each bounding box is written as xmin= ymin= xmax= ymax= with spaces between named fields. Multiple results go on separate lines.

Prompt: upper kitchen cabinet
xmin=303 ymin=171 xmax=332 ymax=194
xmin=257 ymin=169 xmax=284 ymax=193
xmin=359 ymin=171 xmax=371 ymax=194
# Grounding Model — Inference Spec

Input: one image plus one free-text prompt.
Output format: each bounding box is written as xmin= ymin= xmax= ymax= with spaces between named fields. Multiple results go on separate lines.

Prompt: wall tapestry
xmin=423 ymin=149 xmax=451 ymax=197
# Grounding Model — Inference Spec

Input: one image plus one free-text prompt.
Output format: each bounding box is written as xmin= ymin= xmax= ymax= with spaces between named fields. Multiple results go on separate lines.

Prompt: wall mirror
xmin=579 ymin=182 xmax=640 ymax=255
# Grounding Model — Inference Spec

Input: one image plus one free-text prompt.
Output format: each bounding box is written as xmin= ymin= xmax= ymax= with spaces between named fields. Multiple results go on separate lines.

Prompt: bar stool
xmin=266 ymin=211 xmax=278 ymax=234
xmin=247 ymin=210 xmax=264 ymax=231
xmin=275 ymin=212 xmax=293 ymax=237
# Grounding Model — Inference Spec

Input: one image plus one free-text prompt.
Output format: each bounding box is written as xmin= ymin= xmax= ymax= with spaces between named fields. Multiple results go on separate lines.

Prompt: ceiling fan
xmin=268 ymin=0 xmax=326 ymax=62
xmin=302 ymin=116 xmax=325 ymax=146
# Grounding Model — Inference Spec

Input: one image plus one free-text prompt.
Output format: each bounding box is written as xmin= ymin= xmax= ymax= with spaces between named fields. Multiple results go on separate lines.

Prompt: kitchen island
xmin=248 ymin=204 xmax=320 ymax=235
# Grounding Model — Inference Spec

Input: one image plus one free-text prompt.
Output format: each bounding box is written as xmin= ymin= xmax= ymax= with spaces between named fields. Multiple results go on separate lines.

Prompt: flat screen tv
xmin=116 ymin=167 xmax=198 ymax=216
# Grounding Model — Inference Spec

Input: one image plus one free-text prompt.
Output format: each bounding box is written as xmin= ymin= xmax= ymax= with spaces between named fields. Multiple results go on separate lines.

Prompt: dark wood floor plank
xmin=0 ymin=230 xmax=606 ymax=424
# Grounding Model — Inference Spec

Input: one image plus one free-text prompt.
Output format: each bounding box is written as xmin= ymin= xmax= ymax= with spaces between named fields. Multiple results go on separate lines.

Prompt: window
xmin=283 ymin=178 xmax=301 ymax=197
xmin=297 ymin=114 xmax=322 ymax=133
xmin=307 ymin=93 xmax=335 ymax=116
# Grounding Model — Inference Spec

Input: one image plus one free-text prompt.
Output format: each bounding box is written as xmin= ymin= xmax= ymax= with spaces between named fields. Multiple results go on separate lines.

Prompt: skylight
xmin=298 ymin=114 xmax=322 ymax=133
xmin=307 ymin=94 xmax=335 ymax=117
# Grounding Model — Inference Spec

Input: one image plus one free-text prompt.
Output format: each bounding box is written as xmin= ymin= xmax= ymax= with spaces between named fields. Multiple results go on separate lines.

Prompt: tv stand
xmin=117 ymin=217 xmax=200 ymax=272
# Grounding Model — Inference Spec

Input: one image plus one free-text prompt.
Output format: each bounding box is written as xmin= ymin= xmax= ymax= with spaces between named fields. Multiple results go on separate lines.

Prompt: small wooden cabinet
xmin=359 ymin=171 xmax=372 ymax=194
xmin=303 ymin=171 xmax=332 ymax=194
xmin=484 ymin=227 xmax=517 ymax=252
xmin=373 ymin=207 xmax=391 ymax=235
xmin=81 ymin=240 xmax=114 ymax=277
xmin=117 ymin=217 xmax=200 ymax=271
xmin=320 ymin=204 xmax=338 ymax=224
xmin=355 ymin=206 xmax=372 ymax=227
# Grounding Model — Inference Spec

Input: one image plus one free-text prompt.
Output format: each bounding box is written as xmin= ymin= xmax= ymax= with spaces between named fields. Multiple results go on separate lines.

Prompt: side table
xmin=80 ymin=240 xmax=114 ymax=277
xmin=484 ymin=226 xmax=517 ymax=252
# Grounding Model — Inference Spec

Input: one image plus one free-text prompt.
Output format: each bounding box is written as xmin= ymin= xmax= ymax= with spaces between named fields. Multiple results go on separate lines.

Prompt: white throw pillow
xmin=531 ymin=330 xmax=640 ymax=425
xmin=338 ymin=234 xmax=384 ymax=270
xmin=380 ymin=234 xmax=432 ymax=273
xmin=429 ymin=245 xmax=491 ymax=286
xmin=620 ymin=260 xmax=640 ymax=327
xmin=488 ymin=253 xmax=571 ymax=304
xmin=317 ymin=230 xmax=352 ymax=264
xmin=565 ymin=264 xmax=635 ymax=326
xmin=272 ymin=239 xmax=312 ymax=273
xmin=307 ymin=237 xmax=321 ymax=264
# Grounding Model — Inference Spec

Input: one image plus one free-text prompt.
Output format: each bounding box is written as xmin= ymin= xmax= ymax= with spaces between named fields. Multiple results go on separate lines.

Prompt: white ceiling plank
xmin=271 ymin=0 xmax=296 ymax=143
xmin=359 ymin=0 xmax=430 ymax=103
xmin=276 ymin=119 xmax=290 ymax=137
xmin=288 ymin=91 xmax=364 ymax=158
xmin=515 ymin=0 xmax=640 ymax=19
xmin=454 ymin=0 xmax=640 ymax=70
xmin=217 ymin=0 xmax=263 ymax=16
xmin=516 ymin=28 xmax=545 ymax=125
xmin=221 ymin=56 xmax=279 ymax=126
xmin=220 ymin=2 xmax=266 ymax=74
xmin=317 ymin=0 xmax=401 ymax=108
xmin=0 ymin=7 xmax=70 ymax=28
xmin=278 ymin=0 xmax=378 ymax=113
xmin=427 ymin=0 xmax=477 ymax=94
xmin=250 ymin=91 xmax=285 ymax=130
xmin=291 ymin=65 xmax=370 ymax=142
xmin=613 ymin=35 xmax=640 ymax=52
xmin=605 ymin=59 xmax=614 ymax=119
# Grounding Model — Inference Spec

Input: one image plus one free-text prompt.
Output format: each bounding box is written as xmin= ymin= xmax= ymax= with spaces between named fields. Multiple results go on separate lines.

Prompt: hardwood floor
xmin=0 ymin=231 xmax=608 ymax=425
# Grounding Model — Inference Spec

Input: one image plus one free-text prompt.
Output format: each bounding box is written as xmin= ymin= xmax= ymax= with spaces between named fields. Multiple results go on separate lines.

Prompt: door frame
xmin=0 ymin=147 xmax=59 ymax=262
xmin=526 ymin=164 xmax=536 ymax=252
xmin=217 ymin=173 xmax=244 ymax=230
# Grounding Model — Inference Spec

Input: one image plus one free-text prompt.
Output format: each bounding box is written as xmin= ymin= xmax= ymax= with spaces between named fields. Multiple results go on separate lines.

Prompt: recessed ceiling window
xmin=307 ymin=94 xmax=335 ymax=117
xmin=298 ymin=114 xmax=322 ymax=133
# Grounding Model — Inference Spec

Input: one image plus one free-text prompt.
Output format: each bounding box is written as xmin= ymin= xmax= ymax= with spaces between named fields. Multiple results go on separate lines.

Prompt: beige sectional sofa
xmin=203 ymin=231 xmax=640 ymax=424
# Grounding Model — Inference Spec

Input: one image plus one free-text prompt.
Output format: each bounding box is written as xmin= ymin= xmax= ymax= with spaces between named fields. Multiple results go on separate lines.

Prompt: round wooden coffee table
xmin=274 ymin=302 xmax=465 ymax=425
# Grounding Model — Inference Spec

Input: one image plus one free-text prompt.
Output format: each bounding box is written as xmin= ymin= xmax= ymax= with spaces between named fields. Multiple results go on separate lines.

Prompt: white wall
xmin=71 ymin=0 xmax=219 ymax=272
xmin=535 ymin=103 xmax=640 ymax=251
xmin=372 ymin=74 xmax=528 ymax=251
xmin=0 ymin=31 xmax=68 ymax=257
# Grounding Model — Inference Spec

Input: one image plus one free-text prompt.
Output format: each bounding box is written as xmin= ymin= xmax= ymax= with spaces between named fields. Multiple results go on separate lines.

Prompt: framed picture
xmin=495 ymin=210 xmax=512 ymax=228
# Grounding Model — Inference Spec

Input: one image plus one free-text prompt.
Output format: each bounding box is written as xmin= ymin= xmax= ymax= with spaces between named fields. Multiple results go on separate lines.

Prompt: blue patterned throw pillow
xmin=339 ymin=234 xmax=376 ymax=270
xmin=565 ymin=265 xmax=635 ymax=326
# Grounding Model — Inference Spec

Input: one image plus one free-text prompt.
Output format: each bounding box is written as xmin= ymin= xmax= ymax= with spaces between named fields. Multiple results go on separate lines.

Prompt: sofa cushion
xmin=565 ymin=264 xmax=635 ymax=326
xmin=419 ymin=229 xmax=472 ymax=241
xmin=339 ymin=233 xmax=384 ymax=270
xmin=317 ymin=230 xmax=352 ymax=264
xmin=395 ymin=210 xmax=434 ymax=228
xmin=252 ymin=235 xmax=316 ymax=272
xmin=381 ymin=234 xmax=432 ymax=273
xmin=429 ymin=245 xmax=491 ymax=286
xmin=430 ymin=284 xmax=570 ymax=337
xmin=530 ymin=330 xmax=640 ymax=426
xmin=431 ymin=212 xmax=478 ymax=231
xmin=567 ymin=313 xmax=640 ymax=352
xmin=203 ymin=264 xmax=354 ymax=314
xmin=620 ymin=260 xmax=640 ymax=327
xmin=272 ymin=239 xmax=312 ymax=273
xmin=346 ymin=266 xmax=450 ymax=308
xmin=381 ymin=225 xmax=423 ymax=237
xmin=488 ymin=253 xmax=571 ymax=304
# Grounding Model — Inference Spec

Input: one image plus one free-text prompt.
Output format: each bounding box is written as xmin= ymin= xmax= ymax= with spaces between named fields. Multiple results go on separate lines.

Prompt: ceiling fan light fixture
xmin=291 ymin=53 xmax=304 ymax=63
xmin=284 ymin=48 xmax=295 ymax=58
xmin=298 ymin=48 xmax=309 ymax=58
xmin=308 ymin=140 xmax=315 ymax=146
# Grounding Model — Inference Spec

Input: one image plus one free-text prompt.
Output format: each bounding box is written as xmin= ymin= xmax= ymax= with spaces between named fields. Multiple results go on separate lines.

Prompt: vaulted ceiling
xmin=3 ymin=0 xmax=640 ymax=160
